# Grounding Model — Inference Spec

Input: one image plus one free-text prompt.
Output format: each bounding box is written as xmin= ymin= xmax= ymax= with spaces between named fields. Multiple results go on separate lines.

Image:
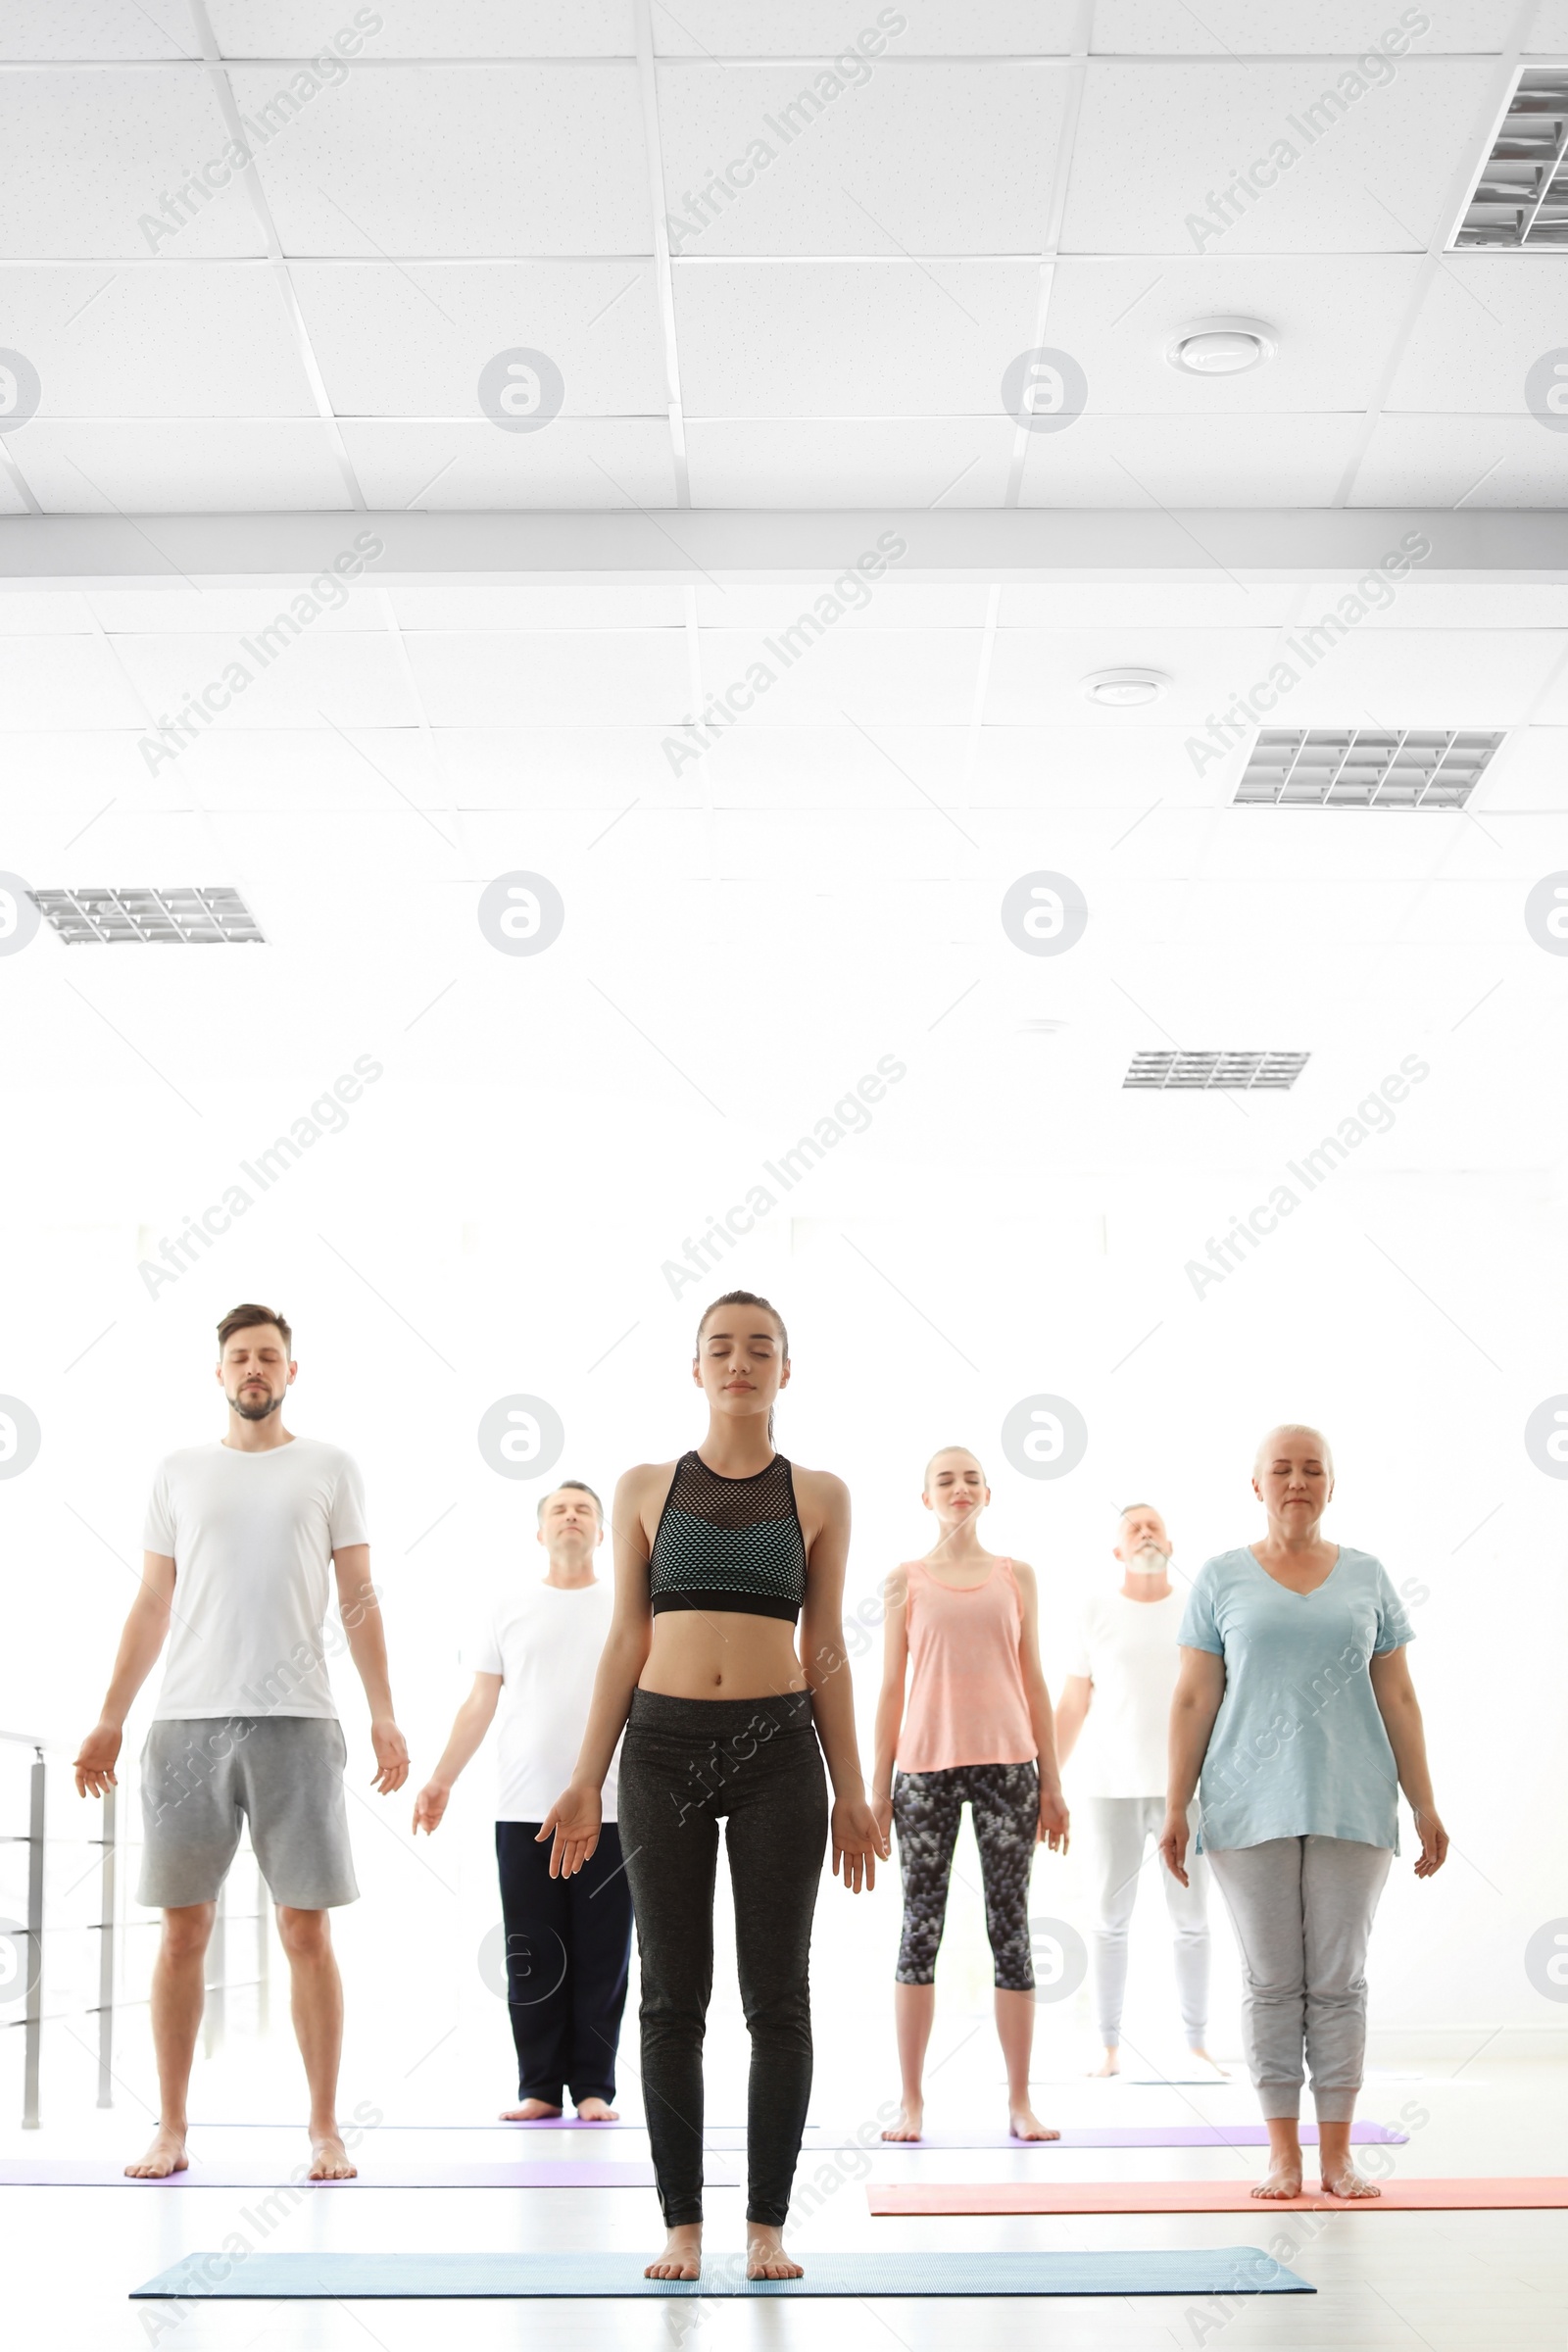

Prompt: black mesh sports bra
xmin=647 ymin=1450 xmax=808 ymax=1624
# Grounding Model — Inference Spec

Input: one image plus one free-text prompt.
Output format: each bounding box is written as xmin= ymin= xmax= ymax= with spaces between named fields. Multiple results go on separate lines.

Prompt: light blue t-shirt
xmin=1178 ymin=1546 xmax=1414 ymax=1855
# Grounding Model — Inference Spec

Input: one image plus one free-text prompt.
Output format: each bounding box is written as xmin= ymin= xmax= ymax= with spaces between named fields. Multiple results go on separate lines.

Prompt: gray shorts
xmin=137 ymin=1716 xmax=360 ymax=1910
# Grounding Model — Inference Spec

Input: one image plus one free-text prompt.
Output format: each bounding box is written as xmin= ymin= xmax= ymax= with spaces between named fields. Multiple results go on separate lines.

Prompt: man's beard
xmin=1132 ymin=1543 xmax=1166 ymax=1570
xmin=231 ymin=1389 xmax=282 ymax=1422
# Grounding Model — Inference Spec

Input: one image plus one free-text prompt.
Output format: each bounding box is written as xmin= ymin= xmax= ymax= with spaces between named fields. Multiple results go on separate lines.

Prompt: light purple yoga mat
xmin=0 ymin=2158 xmax=738 ymax=2188
xmin=698 ymin=2123 xmax=1406 ymax=2151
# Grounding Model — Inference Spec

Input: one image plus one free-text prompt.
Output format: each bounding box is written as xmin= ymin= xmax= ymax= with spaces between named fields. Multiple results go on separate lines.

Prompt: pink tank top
xmin=897 ymin=1557 xmax=1037 ymax=1774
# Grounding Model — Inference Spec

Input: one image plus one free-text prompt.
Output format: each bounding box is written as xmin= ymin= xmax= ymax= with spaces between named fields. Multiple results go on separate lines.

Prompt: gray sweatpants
xmin=1085 ymin=1795 xmax=1209 ymax=2047
xmin=1206 ymin=1834 xmax=1393 ymax=2123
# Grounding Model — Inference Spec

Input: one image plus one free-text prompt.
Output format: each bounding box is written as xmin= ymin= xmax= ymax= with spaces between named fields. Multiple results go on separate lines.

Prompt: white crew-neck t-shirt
xmin=471 ymin=1579 xmax=618 ymax=1823
xmin=143 ymin=1437 xmax=368 ymax=1721
xmin=1068 ymin=1588 xmax=1185 ymax=1799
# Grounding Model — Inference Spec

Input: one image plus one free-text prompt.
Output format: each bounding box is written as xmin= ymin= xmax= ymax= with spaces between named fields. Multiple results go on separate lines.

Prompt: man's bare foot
xmin=1088 ymin=2048 xmax=1120 ymax=2078
xmin=500 ymin=2098 xmax=564 ymax=2121
xmin=1008 ymin=2104 xmax=1061 ymax=2142
xmin=1320 ymin=2162 xmax=1382 ymax=2199
xmin=1250 ymin=2161 xmax=1303 ymax=2199
xmin=124 ymin=2125 xmax=188 ymax=2180
xmin=646 ymin=2223 xmax=703 ymax=2279
xmin=1189 ymin=2046 xmax=1230 ymax=2079
xmin=880 ymin=2100 xmax=923 ymax=2141
xmin=308 ymin=2132 xmax=357 ymax=2181
xmin=746 ymin=2225 xmax=803 ymax=2279
xmin=574 ymin=2096 xmax=618 ymax=2122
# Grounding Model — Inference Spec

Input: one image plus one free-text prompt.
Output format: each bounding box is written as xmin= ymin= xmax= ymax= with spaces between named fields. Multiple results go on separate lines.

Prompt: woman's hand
xmin=871 ymin=1792 xmax=894 ymax=1852
xmin=832 ymin=1794 xmax=887 ymax=1893
xmin=1412 ymin=1805 xmax=1448 ymax=1878
xmin=1037 ymin=1786 xmax=1070 ymax=1853
xmin=537 ymin=1785 xmax=603 ymax=1879
xmin=1158 ymin=1809 xmax=1191 ymax=1887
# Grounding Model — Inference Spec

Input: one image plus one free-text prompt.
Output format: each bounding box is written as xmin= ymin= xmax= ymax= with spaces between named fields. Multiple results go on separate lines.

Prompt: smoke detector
xmin=1083 ymin=669 xmax=1168 ymax=708
xmin=1167 ymin=318 xmax=1277 ymax=374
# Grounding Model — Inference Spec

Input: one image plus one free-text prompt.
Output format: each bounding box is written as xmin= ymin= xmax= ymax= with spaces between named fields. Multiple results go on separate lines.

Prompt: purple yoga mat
xmin=703 ymin=2123 xmax=1405 ymax=2151
xmin=0 ymin=2158 xmax=738 ymax=2188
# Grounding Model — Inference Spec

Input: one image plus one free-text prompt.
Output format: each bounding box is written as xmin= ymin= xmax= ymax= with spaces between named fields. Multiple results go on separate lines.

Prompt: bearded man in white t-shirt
xmin=413 ymin=1480 xmax=631 ymax=2124
xmin=73 ymin=1303 xmax=409 ymax=2180
xmin=1054 ymin=1503 xmax=1223 ymax=2080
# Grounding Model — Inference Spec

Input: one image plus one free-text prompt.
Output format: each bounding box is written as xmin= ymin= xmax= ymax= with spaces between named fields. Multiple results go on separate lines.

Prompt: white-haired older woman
xmin=1159 ymin=1426 xmax=1446 ymax=2199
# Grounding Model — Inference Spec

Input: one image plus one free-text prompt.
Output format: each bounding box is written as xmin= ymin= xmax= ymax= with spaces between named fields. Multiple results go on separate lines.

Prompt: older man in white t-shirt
xmin=73 ymin=1304 xmax=409 ymax=2180
xmin=414 ymin=1480 xmax=630 ymax=2123
xmin=1054 ymin=1503 xmax=1221 ymax=2078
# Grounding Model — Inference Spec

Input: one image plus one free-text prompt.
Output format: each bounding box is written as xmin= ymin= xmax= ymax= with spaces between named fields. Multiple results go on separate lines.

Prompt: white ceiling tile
xmin=1349 ymin=414 xmax=1568 ymax=505
xmin=113 ymin=628 xmax=416 ymax=727
xmin=674 ymin=722 xmax=964 ymax=806
xmin=693 ymin=583 xmax=992 ymax=626
xmin=0 ymin=468 xmax=28 ymax=514
xmin=685 ymin=417 xmax=1013 ymax=504
xmin=1017 ymin=412 xmax=1362 ymax=504
xmin=290 ymin=262 xmax=668 ymax=416
xmin=675 ymin=261 xmax=1040 ymax=414
xmin=1385 ymin=255 xmax=1568 ymax=411
xmin=0 ymin=635 xmax=148 ymax=727
xmin=156 ymin=723 xmax=449 ymax=814
xmin=0 ymin=263 xmax=317 ymax=416
xmin=89 ymin=585 xmax=388 ymax=632
xmin=338 ymin=418 xmax=677 ymax=505
xmin=0 ymin=591 xmax=96 ymax=633
xmin=657 ymin=60 xmax=1068 ymax=256
xmin=1061 ymin=60 xmax=1499 ymax=254
xmin=1240 ymin=627 xmax=1566 ymax=727
xmin=404 ymin=630 xmax=690 ymax=725
xmin=1093 ymin=3 xmax=1514 ymax=54
xmin=1045 ymin=253 xmax=1423 ymax=413
xmin=0 ymin=69 xmax=264 ymax=258
xmin=233 ymin=63 xmax=653 ymax=256
xmin=391 ymin=586 xmax=687 ymax=628
xmin=0 ymin=4 xmax=192 ymax=58
xmin=15 ymin=417 xmax=351 ymax=510
xmin=208 ymin=2 xmax=636 ymax=57
xmin=698 ymin=624 xmax=979 ymax=723
xmin=652 ymin=6 xmax=1076 ymax=57
xmin=986 ymin=626 xmax=1282 ymax=725
xmin=970 ymin=725 xmax=1227 ymax=805
xmin=1287 ymin=583 xmax=1568 ymax=631
xmin=433 ymin=727 xmax=697 ymax=802
xmin=1478 ymin=729 xmax=1568 ymax=807
xmin=1527 ymin=2 xmax=1568 ymax=44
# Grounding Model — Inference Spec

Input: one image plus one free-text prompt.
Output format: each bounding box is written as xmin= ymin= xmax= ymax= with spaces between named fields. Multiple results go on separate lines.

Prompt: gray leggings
xmin=1206 ymin=1834 xmax=1393 ymax=2123
xmin=617 ymin=1687 xmax=828 ymax=2229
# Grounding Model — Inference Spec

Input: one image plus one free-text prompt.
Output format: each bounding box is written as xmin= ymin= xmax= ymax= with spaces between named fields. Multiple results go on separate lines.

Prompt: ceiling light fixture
xmin=1083 ymin=668 xmax=1168 ymax=708
xmin=1125 ymin=1052 xmax=1309 ymax=1092
xmin=29 ymin=886 xmax=267 ymax=944
xmin=1235 ymin=729 xmax=1505 ymax=809
xmin=1167 ymin=317 xmax=1277 ymax=374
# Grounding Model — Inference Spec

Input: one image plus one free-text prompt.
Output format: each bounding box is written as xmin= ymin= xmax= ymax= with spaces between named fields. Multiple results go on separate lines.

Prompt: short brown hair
xmin=217 ymin=1302 xmax=293 ymax=1357
xmin=537 ymin=1479 xmax=603 ymax=1525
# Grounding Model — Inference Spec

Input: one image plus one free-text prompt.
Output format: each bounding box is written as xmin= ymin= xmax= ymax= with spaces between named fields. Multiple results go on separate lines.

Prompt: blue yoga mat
xmin=132 ymin=2248 xmax=1313 ymax=2299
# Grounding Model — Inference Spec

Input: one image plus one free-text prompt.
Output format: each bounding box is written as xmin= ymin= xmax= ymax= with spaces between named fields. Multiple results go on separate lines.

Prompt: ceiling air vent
xmin=1452 ymin=67 xmax=1568 ymax=246
xmin=1125 ymin=1053 xmax=1309 ymax=1092
xmin=1235 ymin=729 xmax=1503 ymax=809
xmin=30 ymin=886 xmax=266 ymax=944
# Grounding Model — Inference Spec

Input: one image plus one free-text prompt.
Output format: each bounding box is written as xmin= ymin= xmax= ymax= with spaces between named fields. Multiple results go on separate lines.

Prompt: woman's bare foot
xmin=308 ymin=2132 xmax=357 ymax=2181
xmin=1250 ymin=2161 xmax=1304 ymax=2199
xmin=1008 ymin=2104 xmax=1061 ymax=2142
xmin=124 ymin=2125 xmax=188 ymax=2179
xmin=746 ymin=2225 xmax=803 ymax=2279
xmin=1088 ymin=2047 xmax=1121 ymax=2078
xmin=574 ymin=2096 xmax=618 ymax=2122
xmin=646 ymin=2223 xmax=703 ymax=2280
xmin=1320 ymin=2161 xmax=1382 ymax=2199
xmin=880 ymin=2100 xmax=923 ymax=2141
xmin=1189 ymin=2046 xmax=1230 ymax=2079
xmin=500 ymin=2098 xmax=564 ymax=2121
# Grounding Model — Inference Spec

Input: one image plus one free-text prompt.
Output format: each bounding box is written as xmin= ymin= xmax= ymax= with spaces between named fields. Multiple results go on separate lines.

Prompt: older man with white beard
xmin=1054 ymin=1504 xmax=1223 ymax=2079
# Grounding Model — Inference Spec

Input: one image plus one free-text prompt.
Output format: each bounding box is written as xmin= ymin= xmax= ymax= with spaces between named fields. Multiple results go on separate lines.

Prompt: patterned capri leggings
xmin=893 ymin=1761 xmax=1040 ymax=1990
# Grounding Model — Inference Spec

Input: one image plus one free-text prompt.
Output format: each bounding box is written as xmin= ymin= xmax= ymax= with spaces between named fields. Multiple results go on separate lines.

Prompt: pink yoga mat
xmin=0 ymin=2159 xmax=737 ymax=2189
xmin=869 ymin=2180 xmax=1568 ymax=2215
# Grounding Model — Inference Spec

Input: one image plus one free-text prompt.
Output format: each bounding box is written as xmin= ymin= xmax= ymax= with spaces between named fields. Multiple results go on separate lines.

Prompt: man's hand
xmin=412 ymin=1780 xmax=450 ymax=1836
xmin=74 ymin=1723 xmax=122 ymax=1799
xmin=369 ymin=1718 xmax=410 ymax=1795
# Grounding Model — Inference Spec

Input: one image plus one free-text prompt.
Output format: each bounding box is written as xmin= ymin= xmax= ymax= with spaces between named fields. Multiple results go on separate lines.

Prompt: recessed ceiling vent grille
xmin=1453 ymin=67 xmax=1568 ymax=246
xmin=1235 ymin=729 xmax=1502 ymax=808
xmin=31 ymin=886 xmax=266 ymax=945
xmin=1125 ymin=1052 xmax=1309 ymax=1092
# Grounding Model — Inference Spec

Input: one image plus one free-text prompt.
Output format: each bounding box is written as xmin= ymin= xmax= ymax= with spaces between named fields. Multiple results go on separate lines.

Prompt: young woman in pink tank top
xmin=872 ymin=1446 xmax=1070 ymax=2142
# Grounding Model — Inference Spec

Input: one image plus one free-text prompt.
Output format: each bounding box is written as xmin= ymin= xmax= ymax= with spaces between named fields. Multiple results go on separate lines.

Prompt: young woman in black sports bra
xmin=540 ymin=1289 xmax=884 ymax=2282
